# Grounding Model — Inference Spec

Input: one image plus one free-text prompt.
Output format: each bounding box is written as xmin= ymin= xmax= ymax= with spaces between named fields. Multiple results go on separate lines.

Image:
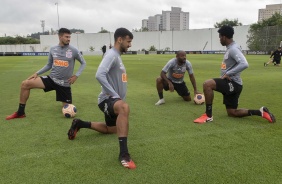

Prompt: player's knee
xmin=203 ymin=80 xmax=214 ymax=89
xmin=183 ymin=96 xmax=191 ymax=101
xmin=227 ymin=111 xmax=236 ymax=117
xmin=156 ymin=77 xmax=162 ymax=83
xmin=117 ymin=102 xmax=130 ymax=114
xmin=21 ymin=80 xmax=31 ymax=89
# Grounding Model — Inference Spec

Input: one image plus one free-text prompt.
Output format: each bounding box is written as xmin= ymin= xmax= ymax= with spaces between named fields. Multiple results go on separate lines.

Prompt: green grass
xmin=0 ymin=54 xmax=282 ymax=184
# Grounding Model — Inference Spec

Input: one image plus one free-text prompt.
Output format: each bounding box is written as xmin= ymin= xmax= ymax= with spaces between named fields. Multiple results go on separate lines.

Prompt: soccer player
xmin=6 ymin=28 xmax=86 ymax=120
xmin=67 ymin=28 xmax=136 ymax=169
xmin=194 ymin=25 xmax=275 ymax=124
xmin=264 ymin=47 xmax=282 ymax=67
xmin=155 ymin=50 xmax=200 ymax=105
xmin=102 ymin=44 xmax=107 ymax=57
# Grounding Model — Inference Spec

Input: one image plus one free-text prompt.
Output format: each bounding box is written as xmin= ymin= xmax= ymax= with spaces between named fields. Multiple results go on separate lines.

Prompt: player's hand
xmin=68 ymin=75 xmax=78 ymax=84
xmin=27 ymin=73 xmax=38 ymax=80
xmin=221 ymin=74 xmax=231 ymax=81
xmin=168 ymin=82 xmax=174 ymax=92
xmin=194 ymin=90 xmax=201 ymax=95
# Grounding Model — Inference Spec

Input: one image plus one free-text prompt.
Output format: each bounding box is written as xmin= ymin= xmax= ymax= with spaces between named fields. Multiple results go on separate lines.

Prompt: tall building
xmin=258 ymin=4 xmax=282 ymax=21
xmin=142 ymin=7 xmax=189 ymax=31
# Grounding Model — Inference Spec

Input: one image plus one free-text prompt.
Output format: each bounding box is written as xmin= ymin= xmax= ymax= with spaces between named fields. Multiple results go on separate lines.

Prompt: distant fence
xmin=0 ymin=51 xmax=271 ymax=56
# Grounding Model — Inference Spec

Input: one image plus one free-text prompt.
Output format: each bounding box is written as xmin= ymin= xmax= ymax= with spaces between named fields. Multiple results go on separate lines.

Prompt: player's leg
xmin=113 ymin=99 xmax=136 ymax=169
xmin=175 ymin=82 xmax=191 ymax=101
xmin=194 ymin=78 xmax=217 ymax=123
xmin=67 ymin=98 xmax=118 ymax=140
xmin=223 ymin=82 xmax=275 ymax=123
xmin=6 ymin=76 xmax=45 ymax=120
xmin=155 ymin=77 xmax=166 ymax=105
xmin=226 ymin=107 xmax=275 ymax=123
xmin=55 ymin=85 xmax=72 ymax=107
xmin=276 ymin=59 xmax=280 ymax=66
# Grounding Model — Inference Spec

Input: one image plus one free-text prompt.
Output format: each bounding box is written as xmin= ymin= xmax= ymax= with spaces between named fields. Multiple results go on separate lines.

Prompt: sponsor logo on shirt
xmin=122 ymin=73 xmax=127 ymax=82
xmin=54 ymin=59 xmax=69 ymax=67
xmin=66 ymin=49 xmax=72 ymax=58
xmin=172 ymin=73 xmax=184 ymax=79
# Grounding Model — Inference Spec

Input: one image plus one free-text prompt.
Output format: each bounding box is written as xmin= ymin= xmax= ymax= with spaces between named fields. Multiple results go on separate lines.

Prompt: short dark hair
xmin=114 ymin=28 xmax=133 ymax=41
xmin=58 ymin=28 xmax=71 ymax=36
xmin=218 ymin=25 xmax=234 ymax=39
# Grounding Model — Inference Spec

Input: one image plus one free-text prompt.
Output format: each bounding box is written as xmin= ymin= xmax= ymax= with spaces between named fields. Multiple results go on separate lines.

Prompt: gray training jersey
xmin=221 ymin=41 xmax=249 ymax=85
xmin=162 ymin=58 xmax=194 ymax=83
xmin=96 ymin=48 xmax=127 ymax=104
xmin=36 ymin=44 xmax=86 ymax=87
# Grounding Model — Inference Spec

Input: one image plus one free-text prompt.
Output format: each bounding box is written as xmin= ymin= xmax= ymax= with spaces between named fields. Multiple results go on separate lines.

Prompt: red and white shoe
xmin=194 ymin=113 xmax=213 ymax=124
xmin=119 ymin=153 xmax=136 ymax=169
xmin=260 ymin=107 xmax=276 ymax=123
xmin=6 ymin=112 xmax=26 ymax=120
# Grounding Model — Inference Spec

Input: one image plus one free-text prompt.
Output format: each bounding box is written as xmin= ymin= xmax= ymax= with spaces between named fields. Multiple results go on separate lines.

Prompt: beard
xmin=120 ymin=46 xmax=127 ymax=53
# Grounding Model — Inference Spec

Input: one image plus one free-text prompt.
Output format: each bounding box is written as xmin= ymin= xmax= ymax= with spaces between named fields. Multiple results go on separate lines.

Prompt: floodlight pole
xmin=55 ymin=2 xmax=60 ymax=29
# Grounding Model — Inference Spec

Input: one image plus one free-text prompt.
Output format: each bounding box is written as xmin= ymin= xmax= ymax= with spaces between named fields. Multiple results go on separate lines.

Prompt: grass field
xmin=1 ymin=54 xmax=282 ymax=183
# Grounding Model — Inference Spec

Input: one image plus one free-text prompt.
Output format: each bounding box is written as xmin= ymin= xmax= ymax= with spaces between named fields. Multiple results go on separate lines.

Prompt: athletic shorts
xmin=273 ymin=58 xmax=281 ymax=64
xmin=163 ymin=80 xmax=190 ymax=97
xmin=213 ymin=78 xmax=243 ymax=109
xmin=40 ymin=76 xmax=72 ymax=103
xmin=98 ymin=98 xmax=120 ymax=127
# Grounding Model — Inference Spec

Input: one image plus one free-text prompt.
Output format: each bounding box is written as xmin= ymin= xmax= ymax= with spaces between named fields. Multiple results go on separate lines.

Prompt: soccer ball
xmin=62 ymin=104 xmax=77 ymax=118
xmin=194 ymin=94 xmax=205 ymax=105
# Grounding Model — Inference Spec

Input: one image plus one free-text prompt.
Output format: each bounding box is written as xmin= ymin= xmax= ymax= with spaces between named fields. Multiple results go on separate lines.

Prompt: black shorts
xmin=273 ymin=58 xmax=281 ymax=64
xmin=163 ymin=80 xmax=190 ymax=97
xmin=213 ymin=78 xmax=243 ymax=109
xmin=98 ymin=98 xmax=120 ymax=127
xmin=40 ymin=76 xmax=72 ymax=103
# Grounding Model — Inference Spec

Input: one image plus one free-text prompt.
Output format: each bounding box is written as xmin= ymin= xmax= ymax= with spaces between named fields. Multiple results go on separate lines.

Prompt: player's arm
xmin=161 ymin=70 xmax=174 ymax=92
xmin=96 ymin=56 xmax=120 ymax=98
xmin=161 ymin=61 xmax=174 ymax=91
xmin=186 ymin=62 xmax=199 ymax=95
xmin=188 ymin=73 xmax=199 ymax=95
xmin=225 ymin=48 xmax=249 ymax=77
xmin=270 ymin=51 xmax=275 ymax=58
xmin=29 ymin=51 xmax=53 ymax=80
xmin=69 ymin=51 xmax=86 ymax=84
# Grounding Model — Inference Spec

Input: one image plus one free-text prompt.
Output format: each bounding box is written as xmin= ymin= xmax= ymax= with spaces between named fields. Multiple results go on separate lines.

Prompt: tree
xmin=98 ymin=27 xmax=110 ymax=33
xmin=214 ymin=18 xmax=242 ymax=28
xmin=149 ymin=45 xmax=156 ymax=51
xmin=247 ymin=12 xmax=282 ymax=51
xmin=132 ymin=27 xmax=149 ymax=32
xmin=0 ymin=36 xmax=39 ymax=44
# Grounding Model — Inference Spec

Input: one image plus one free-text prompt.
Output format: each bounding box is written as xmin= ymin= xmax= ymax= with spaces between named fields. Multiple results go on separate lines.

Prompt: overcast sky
xmin=0 ymin=0 xmax=281 ymax=36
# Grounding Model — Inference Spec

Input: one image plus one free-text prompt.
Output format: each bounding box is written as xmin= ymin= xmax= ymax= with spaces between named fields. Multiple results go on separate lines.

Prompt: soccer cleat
xmin=155 ymin=99 xmax=165 ymax=105
xmin=68 ymin=119 xmax=81 ymax=140
xmin=6 ymin=112 xmax=26 ymax=120
xmin=264 ymin=62 xmax=266 ymax=67
xmin=194 ymin=113 xmax=213 ymax=124
xmin=260 ymin=107 xmax=276 ymax=123
xmin=119 ymin=153 xmax=136 ymax=169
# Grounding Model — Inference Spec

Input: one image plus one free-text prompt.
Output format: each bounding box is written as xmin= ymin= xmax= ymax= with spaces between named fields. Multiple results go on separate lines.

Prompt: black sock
xmin=206 ymin=104 xmax=212 ymax=117
xmin=119 ymin=137 xmax=128 ymax=156
xmin=158 ymin=92 xmax=163 ymax=99
xmin=17 ymin=103 xmax=26 ymax=115
xmin=77 ymin=120 xmax=91 ymax=128
xmin=248 ymin=110 xmax=261 ymax=116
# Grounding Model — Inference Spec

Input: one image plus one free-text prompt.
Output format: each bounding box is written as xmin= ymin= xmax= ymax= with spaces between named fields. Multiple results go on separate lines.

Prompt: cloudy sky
xmin=0 ymin=0 xmax=281 ymax=36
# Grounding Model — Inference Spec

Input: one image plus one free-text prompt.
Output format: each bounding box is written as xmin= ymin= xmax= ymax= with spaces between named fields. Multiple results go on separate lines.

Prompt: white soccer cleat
xmin=155 ymin=99 xmax=165 ymax=105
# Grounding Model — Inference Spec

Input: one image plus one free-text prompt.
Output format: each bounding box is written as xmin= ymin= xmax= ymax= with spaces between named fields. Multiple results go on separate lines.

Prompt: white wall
xmin=0 ymin=25 xmax=250 ymax=53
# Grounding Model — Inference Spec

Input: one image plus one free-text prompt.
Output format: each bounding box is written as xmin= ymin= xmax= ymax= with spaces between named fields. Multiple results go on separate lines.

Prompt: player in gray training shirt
xmin=194 ymin=25 xmax=275 ymax=124
xmin=6 ymin=28 xmax=86 ymax=120
xmin=155 ymin=50 xmax=200 ymax=105
xmin=67 ymin=28 xmax=136 ymax=169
